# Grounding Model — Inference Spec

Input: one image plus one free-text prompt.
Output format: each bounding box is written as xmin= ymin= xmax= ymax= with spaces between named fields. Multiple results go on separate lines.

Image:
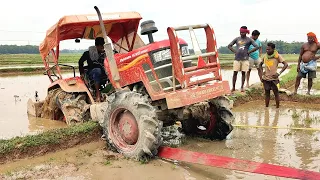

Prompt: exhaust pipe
xmin=94 ymin=6 xmax=121 ymax=90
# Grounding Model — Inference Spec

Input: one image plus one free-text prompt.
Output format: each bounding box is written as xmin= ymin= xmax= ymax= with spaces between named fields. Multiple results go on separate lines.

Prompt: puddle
xmin=0 ymin=74 xmax=73 ymax=139
xmin=221 ymin=68 xmax=290 ymax=90
xmin=180 ymin=101 xmax=320 ymax=179
xmin=287 ymin=71 xmax=320 ymax=95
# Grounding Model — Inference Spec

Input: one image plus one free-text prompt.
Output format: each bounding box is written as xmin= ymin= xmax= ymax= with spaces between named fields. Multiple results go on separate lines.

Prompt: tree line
xmin=218 ymin=40 xmax=304 ymax=54
xmin=0 ymin=40 xmax=307 ymax=54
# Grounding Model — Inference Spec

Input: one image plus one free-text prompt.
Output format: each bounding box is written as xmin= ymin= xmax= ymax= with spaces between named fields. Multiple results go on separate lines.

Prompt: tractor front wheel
xmin=182 ymin=97 xmax=234 ymax=140
xmin=101 ymin=90 xmax=163 ymax=160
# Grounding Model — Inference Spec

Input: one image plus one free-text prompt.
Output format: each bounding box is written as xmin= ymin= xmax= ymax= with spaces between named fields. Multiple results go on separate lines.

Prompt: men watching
xmin=246 ymin=30 xmax=263 ymax=87
xmin=259 ymin=42 xmax=288 ymax=108
xmin=228 ymin=26 xmax=259 ymax=92
xmin=294 ymin=32 xmax=320 ymax=95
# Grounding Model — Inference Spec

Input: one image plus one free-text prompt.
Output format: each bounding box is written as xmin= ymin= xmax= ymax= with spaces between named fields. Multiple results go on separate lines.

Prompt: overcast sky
xmin=0 ymin=0 xmax=319 ymax=50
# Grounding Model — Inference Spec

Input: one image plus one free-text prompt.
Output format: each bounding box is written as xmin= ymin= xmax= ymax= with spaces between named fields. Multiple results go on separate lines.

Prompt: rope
xmin=232 ymin=124 xmax=320 ymax=131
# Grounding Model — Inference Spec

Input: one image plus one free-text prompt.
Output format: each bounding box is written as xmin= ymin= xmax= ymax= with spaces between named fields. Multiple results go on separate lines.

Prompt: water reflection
xmin=181 ymin=101 xmax=320 ymax=179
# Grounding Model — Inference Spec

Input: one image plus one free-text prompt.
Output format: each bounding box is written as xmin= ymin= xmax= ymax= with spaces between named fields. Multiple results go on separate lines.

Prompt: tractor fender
xmin=48 ymin=77 xmax=95 ymax=104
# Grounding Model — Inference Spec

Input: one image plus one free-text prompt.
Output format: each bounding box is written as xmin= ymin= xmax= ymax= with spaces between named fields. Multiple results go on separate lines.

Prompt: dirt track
xmin=0 ymin=141 xmax=204 ymax=180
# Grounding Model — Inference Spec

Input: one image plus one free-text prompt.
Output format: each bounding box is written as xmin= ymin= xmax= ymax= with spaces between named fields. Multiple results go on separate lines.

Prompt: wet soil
xmin=1 ymin=101 xmax=319 ymax=180
xmin=0 ymin=141 xmax=202 ymax=180
xmin=0 ymin=124 xmax=101 ymax=164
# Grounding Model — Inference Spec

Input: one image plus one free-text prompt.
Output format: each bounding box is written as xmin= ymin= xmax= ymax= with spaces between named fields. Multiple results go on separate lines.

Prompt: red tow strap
xmin=158 ymin=147 xmax=320 ymax=180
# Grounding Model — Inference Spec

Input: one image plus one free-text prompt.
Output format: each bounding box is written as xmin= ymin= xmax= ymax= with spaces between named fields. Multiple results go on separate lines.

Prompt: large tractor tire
xmin=182 ymin=96 xmax=234 ymax=140
xmin=40 ymin=88 xmax=91 ymax=125
xmin=101 ymin=90 xmax=163 ymax=160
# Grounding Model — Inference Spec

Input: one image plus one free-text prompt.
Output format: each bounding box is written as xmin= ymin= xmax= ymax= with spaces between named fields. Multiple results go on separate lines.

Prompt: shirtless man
xmin=294 ymin=32 xmax=320 ymax=95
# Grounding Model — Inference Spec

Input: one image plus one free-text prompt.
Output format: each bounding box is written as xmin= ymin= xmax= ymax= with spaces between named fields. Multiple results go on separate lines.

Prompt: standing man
xmin=294 ymin=32 xmax=320 ymax=95
xmin=259 ymin=43 xmax=288 ymax=108
xmin=228 ymin=26 xmax=259 ymax=92
xmin=246 ymin=30 xmax=263 ymax=87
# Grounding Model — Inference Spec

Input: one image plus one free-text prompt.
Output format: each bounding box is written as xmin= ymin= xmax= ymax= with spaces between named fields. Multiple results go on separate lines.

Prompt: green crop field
xmin=0 ymin=54 xmax=82 ymax=66
xmin=0 ymin=53 xmax=300 ymax=67
xmin=218 ymin=53 xmax=299 ymax=62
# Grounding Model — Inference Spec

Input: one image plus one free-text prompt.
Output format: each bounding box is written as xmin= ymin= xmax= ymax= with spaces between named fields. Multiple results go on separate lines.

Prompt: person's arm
xmin=259 ymin=42 xmax=263 ymax=58
xmin=275 ymin=55 xmax=288 ymax=78
xmin=297 ymin=45 xmax=304 ymax=72
xmin=78 ymin=52 xmax=86 ymax=78
xmin=248 ymin=39 xmax=259 ymax=54
xmin=258 ymin=58 xmax=264 ymax=82
xmin=314 ymin=43 xmax=320 ymax=60
xmin=279 ymin=61 xmax=288 ymax=75
xmin=228 ymin=38 xmax=237 ymax=54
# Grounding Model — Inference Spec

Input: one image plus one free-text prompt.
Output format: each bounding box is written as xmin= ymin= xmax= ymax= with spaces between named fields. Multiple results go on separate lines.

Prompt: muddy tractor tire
xmin=101 ymin=90 xmax=163 ymax=160
xmin=182 ymin=96 xmax=234 ymax=140
xmin=40 ymin=88 xmax=91 ymax=125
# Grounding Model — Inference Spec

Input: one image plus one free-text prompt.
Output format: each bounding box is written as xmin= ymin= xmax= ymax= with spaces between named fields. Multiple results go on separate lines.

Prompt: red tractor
xmin=30 ymin=6 xmax=234 ymax=160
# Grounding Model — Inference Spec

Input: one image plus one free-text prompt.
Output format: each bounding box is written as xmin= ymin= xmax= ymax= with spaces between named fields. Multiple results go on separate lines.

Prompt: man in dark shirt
xmin=228 ymin=26 xmax=259 ymax=92
xmin=78 ymin=37 xmax=107 ymax=102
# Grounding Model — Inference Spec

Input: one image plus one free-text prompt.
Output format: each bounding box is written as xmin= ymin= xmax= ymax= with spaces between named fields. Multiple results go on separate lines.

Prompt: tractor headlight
xmin=152 ymin=46 xmax=189 ymax=63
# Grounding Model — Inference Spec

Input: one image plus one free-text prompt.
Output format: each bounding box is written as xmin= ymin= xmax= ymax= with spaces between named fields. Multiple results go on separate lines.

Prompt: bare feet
xmin=241 ymin=87 xmax=245 ymax=92
xmin=292 ymin=90 xmax=297 ymax=95
xmin=231 ymin=88 xmax=236 ymax=92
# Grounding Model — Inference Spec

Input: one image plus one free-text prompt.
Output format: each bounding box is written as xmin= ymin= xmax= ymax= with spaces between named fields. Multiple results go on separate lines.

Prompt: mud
xmin=0 ymin=141 xmax=202 ymax=180
xmin=287 ymin=71 xmax=320 ymax=95
xmin=1 ymin=101 xmax=319 ymax=179
xmin=0 ymin=124 xmax=102 ymax=164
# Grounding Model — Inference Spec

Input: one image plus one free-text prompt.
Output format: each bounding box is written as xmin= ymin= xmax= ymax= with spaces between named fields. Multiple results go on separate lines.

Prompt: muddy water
xmin=288 ymin=71 xmax=320 ymax=95
xmin=1 ymin=101 xmax=319 ymax=180
xmin=181 ymin=101 xmax=320 ymax=179
xmin=0 ymin=74 xmax=72 ymax=139
xmin=0 ymin=69 xmax=257 ymax=139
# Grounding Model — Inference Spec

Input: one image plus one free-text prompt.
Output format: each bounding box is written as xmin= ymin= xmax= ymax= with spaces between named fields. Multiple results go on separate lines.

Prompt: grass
xmin=0 ymin=53 xmax=299 ymax=66
xmin=313 ymin=79 xmax=320 ymax=90
xmin=0 ymin=54 xmax=81 ymax=66
xmin=0 ymin=53 xmax=300 ymax=74
xmin=218 ymin=54 xmax=299 ymax=62
xmin=0 ymin=121 xmax=99 ymax=156
xmin=279 ymin=64 xmax=298 ymax=88
xmin=103 ymin=160 xmax=112 ymax=166
xmin=291 ymin=111 xmax=300 ymax=119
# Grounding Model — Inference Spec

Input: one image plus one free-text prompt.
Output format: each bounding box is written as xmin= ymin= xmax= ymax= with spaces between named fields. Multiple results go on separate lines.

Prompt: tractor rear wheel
xmin=101 ymin=90 xmax=163 ymax=160
xmin=40 ymin=88 xmax=91 ymax=125
xmin=182 ymin=96 xmax=234 ymax=140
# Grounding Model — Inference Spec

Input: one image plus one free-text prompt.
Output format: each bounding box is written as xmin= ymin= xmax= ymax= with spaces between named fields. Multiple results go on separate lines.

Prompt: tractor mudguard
xmin=48 ymin=77 xmax=95 ymax=103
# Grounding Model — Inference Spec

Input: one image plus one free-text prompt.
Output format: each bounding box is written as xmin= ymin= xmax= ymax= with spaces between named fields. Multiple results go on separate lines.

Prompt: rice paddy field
xmin=0 ymin=53 xmax=300 ymax=67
